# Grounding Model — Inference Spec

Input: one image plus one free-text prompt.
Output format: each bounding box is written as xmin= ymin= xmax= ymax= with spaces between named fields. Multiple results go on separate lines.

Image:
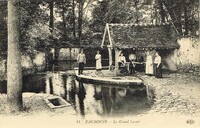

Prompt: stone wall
xmin=177 ymin=38 xmax=200 ymax=65
xmin=59 ymin=48 xmax=80 ymax=60
xmin=58 ymin=48 xmax=80 ymax=70
xmin=161 ymin=38 xmax=199 ymax=72
xmin=162 ymin=50 xmax=178 ymax=71
xmin=0 ymin=51 xmax=46 ymax=80
xmin=176 ymin=38 xmax=200 ymax=72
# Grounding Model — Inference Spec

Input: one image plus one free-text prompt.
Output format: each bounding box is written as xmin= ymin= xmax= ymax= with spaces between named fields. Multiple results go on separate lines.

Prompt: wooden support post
xmin=114 ymin=48 xmax=122 ymax=75
xmin=101 ymin=25 xmax=107 ymax=47
xmin=69 ymin=48 xmax=72 ymax=70
xmin=108 ymin=47 xmax=112 ymax=70
xmin=107 ymin=24 xmax=113 ymax=46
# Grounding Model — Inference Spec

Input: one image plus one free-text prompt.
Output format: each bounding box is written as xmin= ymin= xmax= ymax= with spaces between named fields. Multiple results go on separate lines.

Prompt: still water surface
xmin=1 ymin=73 xmax=154 ymax=117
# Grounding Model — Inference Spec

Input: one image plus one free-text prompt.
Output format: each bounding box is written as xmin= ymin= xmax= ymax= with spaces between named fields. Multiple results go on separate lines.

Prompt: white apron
xmin=95 ymin=54 xmax=102 ymax=70
xmin=145 ymin=55 xmax=153 ymax=74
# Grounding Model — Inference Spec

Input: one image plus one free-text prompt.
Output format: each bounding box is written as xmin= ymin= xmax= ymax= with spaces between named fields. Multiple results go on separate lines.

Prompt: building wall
xmin=58 ymin=48 xmax=80 ymax=70
xmin=59 ymin=48 xmax=80 ymax=60
xmin=177 ymin=38 xmax=200 ymax=67
xmin=161 ymin=50 xmax=177 ymax=71
xmin=163 ymin=38 xmax=200 ymax=71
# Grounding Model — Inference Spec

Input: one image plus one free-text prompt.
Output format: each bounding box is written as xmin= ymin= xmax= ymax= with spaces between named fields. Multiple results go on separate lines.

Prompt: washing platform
xmin=75 ymin=69 xmax=144 ymax=89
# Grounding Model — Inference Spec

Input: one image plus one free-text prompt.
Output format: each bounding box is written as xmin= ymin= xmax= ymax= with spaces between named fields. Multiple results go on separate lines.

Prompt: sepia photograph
xmin=0 ymin=0 xmax=200 ymax=128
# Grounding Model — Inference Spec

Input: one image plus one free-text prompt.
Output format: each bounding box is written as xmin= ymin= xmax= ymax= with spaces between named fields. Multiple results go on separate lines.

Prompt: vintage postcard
xmin=0 ymin=0 xmax=200 ymax=128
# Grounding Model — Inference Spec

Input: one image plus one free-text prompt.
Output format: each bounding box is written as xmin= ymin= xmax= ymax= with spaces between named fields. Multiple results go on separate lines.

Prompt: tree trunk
xmin=49 ymin=0 xmax=54 ymax=33
xmin=49 ymin=0 xmax=59 ymax=69
xmin=62 ymin=0 xmax=67 ymax=38
xmin=199 ymin=0 xmax=200 ymax=75
xmin=72 ymin=0 xmax=76 ymax=38
xmin=78 ymin=0 xmax=84 ymax=44
xmin=199 ymin=0 xmax=200 ymax=40
xmin=183 ymin=0 xmax=188 ymax=35
xmin=134 ymin=0 xmax=139 ymax=23
xmin=46 ymin=0 xmax=54 ymax=71
xmin=7 ymin=1 xmax=23 ymax=112
xmin=158 ymin=0 xmax=165 ymax=23
xmin=161 ymin=1 xmax=183 ymax=34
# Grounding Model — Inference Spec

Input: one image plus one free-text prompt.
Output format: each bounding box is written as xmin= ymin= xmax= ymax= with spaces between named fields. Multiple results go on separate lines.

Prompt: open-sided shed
xmin=101 ymin=23 xmax=179 ymax=71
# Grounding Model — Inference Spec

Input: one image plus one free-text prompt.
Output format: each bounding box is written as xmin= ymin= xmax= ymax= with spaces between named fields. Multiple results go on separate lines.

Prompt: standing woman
xmin=145 ymin=50 xmax=153 ymax=75
xmin=154 ymin=52 xmax=162 ymax=78
xmin=95 ymin=50 xmax=102 ymax=71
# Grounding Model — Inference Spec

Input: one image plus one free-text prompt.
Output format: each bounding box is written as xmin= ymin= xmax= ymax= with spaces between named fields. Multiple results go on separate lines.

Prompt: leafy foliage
xmin=159 ymin=0 xmax=199 ymax=36
xmin=90 ymin=0 xmax=199 ymax=37
xmin=0 ymin=0 xmax=199 ymax=59
xmin=20 ymin=1 xmax=50 ymax=54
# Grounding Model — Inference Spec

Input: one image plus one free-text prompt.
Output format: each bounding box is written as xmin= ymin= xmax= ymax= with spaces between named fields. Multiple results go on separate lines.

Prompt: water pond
xmin=0 ymin=73 xmax=154 ymax=117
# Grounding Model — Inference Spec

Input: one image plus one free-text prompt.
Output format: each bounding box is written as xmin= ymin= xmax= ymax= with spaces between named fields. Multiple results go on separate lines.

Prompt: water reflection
xmin=77 ymin=82 xmax=86 ymax=116
xmin=66 ymin=76 xmax=152 ymax=117
xmin=0 ymin=73 xmax=153 ymax=117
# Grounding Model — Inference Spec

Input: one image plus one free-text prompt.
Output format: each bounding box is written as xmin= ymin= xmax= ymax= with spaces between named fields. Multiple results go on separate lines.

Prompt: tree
xmin=158 ymin=0 xmax=199 ymax=36
xmin=77 ymin=0 xmax=84 ymax=44
xmin=90 ymin=0 xmax=109 ymax=32
xmin=0 ymin=2 xmax=7 ymax=58
xmin=7 ymin=1 xmax=23 ymax=112
xmin=72 ymin=0 xmax=76 ymax=38
xmin=90 ymin=0 xmax=156 ymax=32
xmin=90 ymin=0 xmax=198 ymax=37
xmin=61 ymin=0 xmax=67 ymax=38
xmin=49 ymin=0 xmax=54 ymax=34
xmin=199 ymin=0 xmax=200 ymax=74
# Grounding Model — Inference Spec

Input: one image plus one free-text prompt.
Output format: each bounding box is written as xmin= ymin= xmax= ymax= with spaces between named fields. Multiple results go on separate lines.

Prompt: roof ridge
xmin=108 ymin=22 xmax=171 ymax=27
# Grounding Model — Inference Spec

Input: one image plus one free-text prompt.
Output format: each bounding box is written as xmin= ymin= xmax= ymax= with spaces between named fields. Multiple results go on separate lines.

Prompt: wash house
xmin=101 ymin=23 xmax=180 ymax=72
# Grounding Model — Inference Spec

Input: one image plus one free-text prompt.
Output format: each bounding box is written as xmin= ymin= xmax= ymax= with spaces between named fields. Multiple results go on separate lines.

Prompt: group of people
xmin=77 ymin=49 xmax=102 ymax=75
xmin=77 ymin=49 xmax=162 ymax=78
xmin=118 ymin=51 xmax=162 ymax=78
xmin=145 ymin=51 xmax=162 ymax=78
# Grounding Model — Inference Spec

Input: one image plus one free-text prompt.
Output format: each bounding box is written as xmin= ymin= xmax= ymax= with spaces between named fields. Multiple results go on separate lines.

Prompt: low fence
xmin=57 ymin=59 xmax=109 ymax=71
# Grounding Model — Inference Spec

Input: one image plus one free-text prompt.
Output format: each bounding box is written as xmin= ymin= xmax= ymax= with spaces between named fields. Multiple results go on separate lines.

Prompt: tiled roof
xmin=108 ymin=23 xmax=179 ymax=49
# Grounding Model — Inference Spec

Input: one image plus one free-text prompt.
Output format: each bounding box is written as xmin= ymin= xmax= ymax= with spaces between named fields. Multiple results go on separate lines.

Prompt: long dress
xmin=154 ymin=56 xmax=162 ymax=78
xmin=145 ymin=55 xmax=153 ymax=75
xmin=95 ymin=54 xmax=102 ymax=70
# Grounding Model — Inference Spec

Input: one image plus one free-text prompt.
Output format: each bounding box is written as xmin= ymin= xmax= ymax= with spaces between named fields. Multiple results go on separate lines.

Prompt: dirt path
xmin=139 ymin=72 xmax=200 ymax=117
